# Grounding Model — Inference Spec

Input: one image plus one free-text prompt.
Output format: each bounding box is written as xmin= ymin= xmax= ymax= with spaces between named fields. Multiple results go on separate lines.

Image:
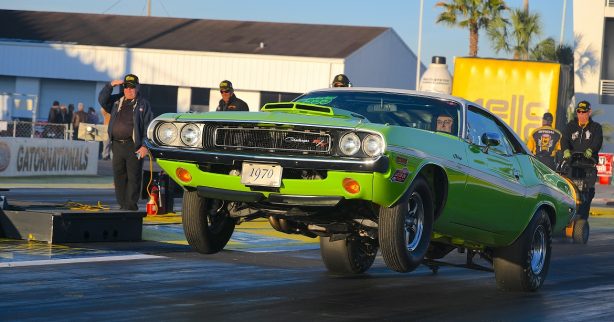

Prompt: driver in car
xmin=436 ymin=114 xmax=454 ymax=134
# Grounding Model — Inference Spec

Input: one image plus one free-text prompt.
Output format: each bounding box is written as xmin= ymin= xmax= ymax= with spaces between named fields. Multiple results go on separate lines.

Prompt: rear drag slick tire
xmin=182 ymin=190 xmax=235 ymax=254
xmin=320 ymin=235 xmax=378 ymax=274
xmin=493 ymin=209 xmax=552 ymax=292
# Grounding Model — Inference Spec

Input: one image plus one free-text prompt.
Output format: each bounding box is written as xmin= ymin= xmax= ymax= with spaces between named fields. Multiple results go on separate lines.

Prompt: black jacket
xmin=98 ymin=83 xmax=153 ymax=148
xmin=217 ymin=95 xmax=249 ymax=111
xmin=561 ymin=118 xmax=603 ymax=162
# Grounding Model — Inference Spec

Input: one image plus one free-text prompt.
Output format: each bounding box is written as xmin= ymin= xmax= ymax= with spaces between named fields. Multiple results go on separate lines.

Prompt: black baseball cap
xmin=332 ymin=74 xmax=350 ymax=87
xmin=219 ymin=80 xmax=233 ymax=91
xmin=123 ymin=74 xmax=139 ymax=88
xmin=542 ymin=112 xmax=553 ymax=123
xmin=576 ymin=100 xmax=591 ymax=112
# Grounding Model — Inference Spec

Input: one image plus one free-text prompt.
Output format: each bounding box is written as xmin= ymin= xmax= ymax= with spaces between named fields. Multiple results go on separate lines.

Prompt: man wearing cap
xmin=98 ymin=74 xmax=154 ymax=211
xmin=332 ymin=74 xmax=351 ymax=87
xmin=526 ymin=112 xmax=562 ymax=170
xmin=561 ymin=100 xmax=603 ymax=220
xmin=216 ymin=80 xmax=249 ymax=111
xmin=562 ymin=101 xmax=603 ymax=163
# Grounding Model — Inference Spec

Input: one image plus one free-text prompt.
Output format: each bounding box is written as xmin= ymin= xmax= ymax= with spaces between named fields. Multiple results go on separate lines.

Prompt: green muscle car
xmin=145 ymin=88 xmax=577 ymax=291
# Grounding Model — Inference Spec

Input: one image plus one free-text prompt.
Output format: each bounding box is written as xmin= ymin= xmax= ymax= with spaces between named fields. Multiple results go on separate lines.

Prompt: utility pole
xmin=147 ymin=0 xmax=151 ymax=17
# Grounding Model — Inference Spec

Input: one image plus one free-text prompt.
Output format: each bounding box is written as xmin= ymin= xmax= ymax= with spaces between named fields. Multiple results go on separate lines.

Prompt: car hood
xmin=159 ymin=103 xmax=373 ymax=130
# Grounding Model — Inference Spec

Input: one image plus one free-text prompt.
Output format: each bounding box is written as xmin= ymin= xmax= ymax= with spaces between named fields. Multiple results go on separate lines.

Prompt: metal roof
xmin=0 ymin=9 xmax=389 ymax=58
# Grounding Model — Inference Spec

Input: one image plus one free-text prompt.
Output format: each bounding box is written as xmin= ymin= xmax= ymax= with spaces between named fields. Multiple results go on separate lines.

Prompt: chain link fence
xmin=0 ymin=120 xmax=72 ymax=139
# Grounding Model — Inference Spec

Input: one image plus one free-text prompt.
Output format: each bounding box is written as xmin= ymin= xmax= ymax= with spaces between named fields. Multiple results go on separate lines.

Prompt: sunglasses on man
xmin=576 ymin=110 xmax=588 ymax=114
xmin=220 ymin=90 xmax=231 ymax=94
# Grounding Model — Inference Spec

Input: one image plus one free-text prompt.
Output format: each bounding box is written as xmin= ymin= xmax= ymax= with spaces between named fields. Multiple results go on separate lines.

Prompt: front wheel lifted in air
xmin=379 ymin=175 xmax=434 ymax=273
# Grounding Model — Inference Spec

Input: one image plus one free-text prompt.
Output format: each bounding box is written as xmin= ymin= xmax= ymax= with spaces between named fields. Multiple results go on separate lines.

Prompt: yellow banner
xmin=452 ymin=57 xmax=560 ymax=141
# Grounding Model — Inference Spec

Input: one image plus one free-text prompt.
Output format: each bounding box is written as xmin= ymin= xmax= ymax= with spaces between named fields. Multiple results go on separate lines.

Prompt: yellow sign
xmin=452 ymin=57 xmax=561 ymax=141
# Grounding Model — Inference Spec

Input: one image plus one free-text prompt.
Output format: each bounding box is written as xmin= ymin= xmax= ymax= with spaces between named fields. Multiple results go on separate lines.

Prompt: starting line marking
xmin=0 ymin=254 xmax=164 ymax=268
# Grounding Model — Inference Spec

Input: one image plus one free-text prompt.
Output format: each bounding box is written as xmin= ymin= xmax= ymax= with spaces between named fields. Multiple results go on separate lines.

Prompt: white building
xmin=573 ymin=0 xmax=614 ymax=152
xmin=0 ymin=9 xmax=420 ymax=121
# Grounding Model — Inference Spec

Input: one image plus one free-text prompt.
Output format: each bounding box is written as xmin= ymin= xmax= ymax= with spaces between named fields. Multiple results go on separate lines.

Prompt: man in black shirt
xmin=98 ymin=74 xmax=153 ymax=210
xmin=562 ymin=101 xmax=603 ymax=163
xmin=216 ymin=80 xmax=249 ymax=111
xmin=527 ymin=112 xmax=562 ymax=170
xmin=561 ymin=100 xmax=603 ymax=220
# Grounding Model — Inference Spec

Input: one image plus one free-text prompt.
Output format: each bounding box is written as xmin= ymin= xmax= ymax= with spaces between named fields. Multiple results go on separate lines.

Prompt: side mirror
xmin=480 ymin=132 xmax=501 ymax=153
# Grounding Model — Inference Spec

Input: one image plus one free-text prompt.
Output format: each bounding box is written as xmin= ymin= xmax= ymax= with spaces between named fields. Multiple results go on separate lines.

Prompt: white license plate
xmin=240 ymin=162 xmax=283 ymax=187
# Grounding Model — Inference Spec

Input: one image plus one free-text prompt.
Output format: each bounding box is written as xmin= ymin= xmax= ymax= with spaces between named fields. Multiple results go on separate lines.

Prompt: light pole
xmin=416 ymin=0 xmax=424 ymax=90
xmin=560 ymin=0 xmax=567 ymax=45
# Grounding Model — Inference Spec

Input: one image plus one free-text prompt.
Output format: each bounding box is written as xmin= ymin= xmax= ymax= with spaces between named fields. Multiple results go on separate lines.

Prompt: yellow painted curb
xmin=143 ymin=213 xmax=182 ymax=224
xmin=590 ymin=207 xmax=614 ymax=217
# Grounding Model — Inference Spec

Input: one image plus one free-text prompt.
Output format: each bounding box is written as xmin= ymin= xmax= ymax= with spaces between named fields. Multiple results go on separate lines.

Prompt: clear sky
xmin=0 ymin=0 xmax=573 ymax=70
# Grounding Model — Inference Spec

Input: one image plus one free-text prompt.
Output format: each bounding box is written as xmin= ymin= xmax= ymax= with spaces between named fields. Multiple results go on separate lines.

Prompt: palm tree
xmin=530 ymin=37 xmax=573 ymax=64
xmin=435 ymin=0 xmax=508 ymax=57
xmin=531 ymin=37 xmax=575 ymax=123
xmin=487 ymin=8 xmax=542 ymax=60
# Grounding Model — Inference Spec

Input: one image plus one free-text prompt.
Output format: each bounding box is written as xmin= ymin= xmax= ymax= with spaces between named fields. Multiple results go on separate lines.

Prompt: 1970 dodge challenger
xmin=145 ymin=88 xmax=577 ymax=291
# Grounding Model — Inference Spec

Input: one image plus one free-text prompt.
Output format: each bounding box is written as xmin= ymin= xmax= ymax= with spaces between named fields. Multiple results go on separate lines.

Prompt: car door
xmin=455 ymin=106 xmax=529 ymax=235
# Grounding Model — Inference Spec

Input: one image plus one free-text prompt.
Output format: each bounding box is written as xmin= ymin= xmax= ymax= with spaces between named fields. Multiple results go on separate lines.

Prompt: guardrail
xmin=0 ymin=120 xmax=71 ymax=140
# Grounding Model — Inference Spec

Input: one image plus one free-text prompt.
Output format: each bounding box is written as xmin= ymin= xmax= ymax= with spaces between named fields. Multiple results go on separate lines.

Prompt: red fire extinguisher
xmin=147 ymin=185 xmax=159 ymax=215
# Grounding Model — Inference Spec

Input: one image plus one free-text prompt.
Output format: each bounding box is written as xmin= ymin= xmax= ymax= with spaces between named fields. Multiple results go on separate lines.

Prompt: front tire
xmin=320 ymin=235 xmax=378 ymax=274
xmin=493 ymin=209 xmax=552 ymax=292
xmin=379 ymin=176 xmax=434 ymax=273
xmin=182 ymin=190 xmax=235 ymax=254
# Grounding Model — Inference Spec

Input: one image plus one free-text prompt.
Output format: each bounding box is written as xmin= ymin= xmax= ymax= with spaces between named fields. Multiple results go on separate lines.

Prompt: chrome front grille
xmin=213 ymin=127 xmax=332 ymax=154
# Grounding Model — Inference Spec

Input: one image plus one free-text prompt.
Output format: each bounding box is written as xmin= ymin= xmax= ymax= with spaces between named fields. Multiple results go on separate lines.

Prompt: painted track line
xmin=0 ymin=254 xmax=164 ymax=268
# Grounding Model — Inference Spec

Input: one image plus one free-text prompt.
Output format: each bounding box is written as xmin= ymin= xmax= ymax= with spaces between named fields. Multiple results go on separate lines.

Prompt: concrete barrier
xmin=0 ymin=137 xmax=98 ymax=177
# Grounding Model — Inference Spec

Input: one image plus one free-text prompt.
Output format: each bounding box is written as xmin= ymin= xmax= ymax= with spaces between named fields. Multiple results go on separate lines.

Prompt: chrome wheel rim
xmin=405 ymin=192 xmax=424 ymax=251
xmin=530 ymin=225 xmax=546 ymax=274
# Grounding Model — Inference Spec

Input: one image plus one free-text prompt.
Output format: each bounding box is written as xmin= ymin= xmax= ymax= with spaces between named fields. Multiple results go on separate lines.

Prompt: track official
xmin=562 ymin=101 xmax=603 ymax=163
xmin=331 ymin=74 xmax=351 ymax=87
xmin=99 ymin=74 xmax=153 ymax=211
xmin=216 ymin=80 xmax=249 ymax=111
xmin=561 ymin=100 xmax=603 ymax=220
xmin=527 ymin=112 xmax=562 ymax=170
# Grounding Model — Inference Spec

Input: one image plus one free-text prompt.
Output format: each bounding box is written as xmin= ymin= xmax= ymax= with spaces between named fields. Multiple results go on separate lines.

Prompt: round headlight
xmin=156 ymin=122 xmax=178 ymax=145
xmin=339 ymin=132 xmax=361 ymax=156
xmin=180 ymin=124 xmax=201 ymax=147
xmin=362 ymin=134 xmax=384 ymax=157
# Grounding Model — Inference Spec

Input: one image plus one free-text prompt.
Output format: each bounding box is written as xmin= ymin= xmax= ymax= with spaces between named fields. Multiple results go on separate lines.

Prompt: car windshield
xmin=294 ymin=90 xmax=462 ymax=136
